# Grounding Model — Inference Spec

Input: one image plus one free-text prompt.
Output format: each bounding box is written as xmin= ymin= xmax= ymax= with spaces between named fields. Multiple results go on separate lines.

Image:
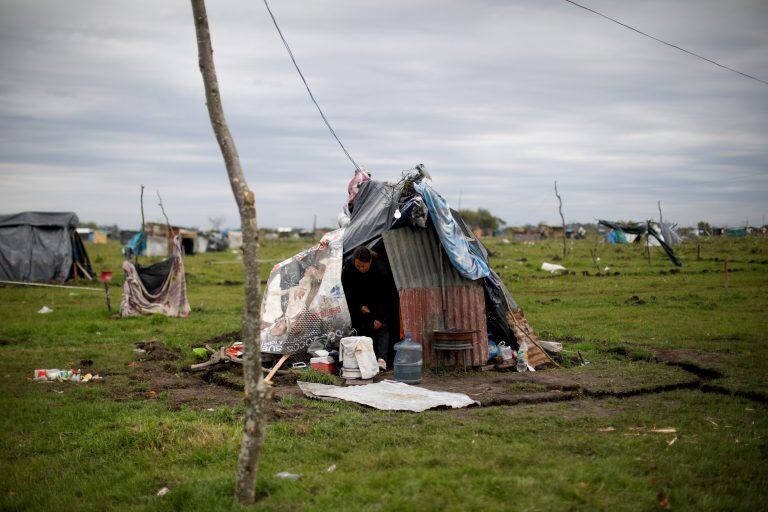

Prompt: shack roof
xmin=0 ymin=212 xmax=79 ymax=228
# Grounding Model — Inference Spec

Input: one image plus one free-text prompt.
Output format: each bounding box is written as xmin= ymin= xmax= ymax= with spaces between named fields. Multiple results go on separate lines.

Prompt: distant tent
xmin=0 ymin=212 xmax=93 ymax=282
xmin=598 ymin=219 xmax=682 ymax=266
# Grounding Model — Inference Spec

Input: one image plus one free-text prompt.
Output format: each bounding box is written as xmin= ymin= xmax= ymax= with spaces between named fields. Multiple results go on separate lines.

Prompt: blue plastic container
xmin=394 ymin=332 xmax=423 ymax=384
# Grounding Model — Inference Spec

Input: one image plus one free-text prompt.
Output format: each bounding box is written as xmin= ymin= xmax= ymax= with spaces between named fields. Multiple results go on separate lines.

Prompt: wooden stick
xmin=264 ymin=354 xmax=290 ymax=384
xmin=554 ymin=180 xmax=567 ymax=259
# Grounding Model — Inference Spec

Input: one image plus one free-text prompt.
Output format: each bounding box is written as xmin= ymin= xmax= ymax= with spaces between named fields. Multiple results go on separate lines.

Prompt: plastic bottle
xmin=393 ymin=332 xmax=423 ymax=384
xmin=516 ymin=340 xmax=528 ymax=372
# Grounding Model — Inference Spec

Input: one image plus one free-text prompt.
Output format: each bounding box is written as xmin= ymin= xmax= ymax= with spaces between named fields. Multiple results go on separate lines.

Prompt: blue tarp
xmin=126 ymin=231 xmax=146 ymax=256
xmin=413 ymin=181 xmax=490 ymax=281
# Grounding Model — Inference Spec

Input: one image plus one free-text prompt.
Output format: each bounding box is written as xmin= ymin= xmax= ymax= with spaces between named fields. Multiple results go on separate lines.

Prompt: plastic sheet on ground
xmin=541 ymin=262 xmax=566 ymax=273
xmin=297 ymin=380 xmax=478 ymax=412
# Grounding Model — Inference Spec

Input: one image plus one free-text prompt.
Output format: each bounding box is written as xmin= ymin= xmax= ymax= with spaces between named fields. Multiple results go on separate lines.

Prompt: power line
xmin=561 ymin=0 xmax=768 ymax=87
xmin=261 ymin=0 xmax=361 ymax=169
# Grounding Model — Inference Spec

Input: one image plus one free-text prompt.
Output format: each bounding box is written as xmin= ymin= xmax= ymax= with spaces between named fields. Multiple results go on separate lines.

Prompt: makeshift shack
xmin=76 ymin=228 xmax=108 ymax=244
xmin=0 ymin=212 xmax=93 ymax=282
xmin=599 ymin=219 xmax=682 ymax=266
xmin=126 ymin=222 xmax=207 ymax=257
xmin=259 ymin=169 xmax=549 ymax=369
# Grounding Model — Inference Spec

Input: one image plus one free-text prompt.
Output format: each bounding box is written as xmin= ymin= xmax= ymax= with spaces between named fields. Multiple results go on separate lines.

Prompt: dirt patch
xmin=0 ymin=337 xmax=26 ymax=346
xmin=134 ymin=341 xmax=181 ymax=361
xmin=195 ymin=331 xmax=242 ymax=347
xmin=653 ymin=348 xmax=726 ymax=377
xmin=115 ymin=341 xmax=309 ymax=416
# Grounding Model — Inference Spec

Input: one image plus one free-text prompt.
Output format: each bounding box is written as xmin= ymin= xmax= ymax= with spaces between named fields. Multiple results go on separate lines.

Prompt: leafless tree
xmin=209 ymin=216 xmax=226 ymax=231
xmin=190 ymin=0 xmax=267 ymax=504
xmin=554 ymin=180 xmax=567 ymax=259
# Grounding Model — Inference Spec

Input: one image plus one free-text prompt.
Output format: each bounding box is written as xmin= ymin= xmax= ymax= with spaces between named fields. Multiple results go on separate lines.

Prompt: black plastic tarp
xmin=343 ymin=180 xmax=403 ymax=257
xmin=599 ymin=219 xmax=682 ymax=267
xmin=0 ymin=211 xmax=93 ymax=282
xmin=136 ymin=257 xmax=175 ymax=295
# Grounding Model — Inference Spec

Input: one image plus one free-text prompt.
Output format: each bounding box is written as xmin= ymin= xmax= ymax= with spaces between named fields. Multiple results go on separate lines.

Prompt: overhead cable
xmin=561 ymin=0 xmax=768 ymax=87
xmin=261 ymin=0 xmax=361 ymax=169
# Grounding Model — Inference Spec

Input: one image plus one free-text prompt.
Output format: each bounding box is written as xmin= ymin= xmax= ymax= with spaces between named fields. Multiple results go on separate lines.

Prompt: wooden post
xmin=190 ymin=0 xmax=266 ymax=504
xmin=696 ymin=242 xmax=701 ymax=261
xmin=646 ymin=238 xmax=651 ymax=264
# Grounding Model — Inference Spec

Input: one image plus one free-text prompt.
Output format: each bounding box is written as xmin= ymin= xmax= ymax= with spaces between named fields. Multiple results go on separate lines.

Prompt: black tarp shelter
xmin=0 ymin=212 xmax=93 ymax=282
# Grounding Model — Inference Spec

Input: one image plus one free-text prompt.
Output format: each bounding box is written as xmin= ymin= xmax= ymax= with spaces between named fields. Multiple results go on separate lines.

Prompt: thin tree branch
xmin=554 ymin=180 xmax=567 ymax=259
xmin=190 ymin=0 xmax=266 ymax=505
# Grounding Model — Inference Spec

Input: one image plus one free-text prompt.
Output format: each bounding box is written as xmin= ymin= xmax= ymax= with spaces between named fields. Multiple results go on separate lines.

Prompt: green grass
xmin=1 ymin=236 xmax=767 ymax=511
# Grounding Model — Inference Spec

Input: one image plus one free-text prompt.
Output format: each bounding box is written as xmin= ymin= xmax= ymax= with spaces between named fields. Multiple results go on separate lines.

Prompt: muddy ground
xmin=117 ymin=338 xmax=764 ymax=419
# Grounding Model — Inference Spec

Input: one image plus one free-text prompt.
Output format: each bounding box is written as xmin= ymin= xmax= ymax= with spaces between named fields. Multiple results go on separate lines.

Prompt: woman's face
xmin=354 ymin=258 xmax=371 ymax=273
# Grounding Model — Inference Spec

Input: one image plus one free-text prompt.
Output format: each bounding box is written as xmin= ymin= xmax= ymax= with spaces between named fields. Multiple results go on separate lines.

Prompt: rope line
xmin=562 ymin=0 xmax=768 ymax=87
xmin=261 ymin=0 xmax=361 ymax=169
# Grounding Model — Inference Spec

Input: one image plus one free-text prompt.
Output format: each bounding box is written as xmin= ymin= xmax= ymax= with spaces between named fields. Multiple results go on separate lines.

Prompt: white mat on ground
xmin=297 ymin=380 xmax=478 ymax=412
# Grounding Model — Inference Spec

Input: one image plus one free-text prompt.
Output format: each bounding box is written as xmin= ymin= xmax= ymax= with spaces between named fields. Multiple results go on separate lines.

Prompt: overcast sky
xmin=1 ymin=0 xmax=766 ymax=230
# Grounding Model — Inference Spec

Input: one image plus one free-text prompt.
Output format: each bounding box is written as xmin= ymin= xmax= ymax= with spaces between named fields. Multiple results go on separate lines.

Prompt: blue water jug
xmin=394 ymin=332 xmax=423 ymax=384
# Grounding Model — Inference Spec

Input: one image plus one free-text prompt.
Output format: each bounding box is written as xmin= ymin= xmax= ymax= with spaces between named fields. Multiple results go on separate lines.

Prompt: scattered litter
xmin=657 ymin=491 xmax=671 ymax=509
xmin=298 ymin=380 xmax=478 ymax=412
xmin=326 ymin=464 xmax=337 ymax=473
xmin=206 ymin=408 xmax=215 ymax=412
xmin=226 ymin=342 xmax=243 ymax=359
xmin=667 ymin=436 xmax=678 ymax=446
xmin=650 ymin=428 xmax=677 ymax=434
xmin=276 ymin=472 xmax=302 ymax=480
xmin=156 ymin=487 xmax=170 ymax=497
xmin=597 ymin=427 xmax=616 ymax=432
xmin=310 ymin=355 xmax=336 ymax=374
xmin=706 ymin=418 xmax=719 ymax=427
xmin=148 ymin=390 xmax=158 ymax=399
xmin=535 ymin=340 xmax=563 ymax=353
xmin=37 ymin=306 xmax=53 ymax=314
xmin=540 ymin=262 xmax=567 ymax=273
xmin=192 ymin=347 xmax=208 ymax=360
xmin=603 ymin=266 xmax=611 ymax=272
xmin=133 ymin=348 xmax=147 ymax=356
xmin=33 ymin=369 xmax=101 ymax=383
xmin=498 ymin=341 xmax=514 ymax=362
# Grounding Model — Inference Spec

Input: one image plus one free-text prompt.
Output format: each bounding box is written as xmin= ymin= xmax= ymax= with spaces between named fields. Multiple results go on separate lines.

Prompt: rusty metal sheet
xmin=399 ymin=286 xmax=488 ymax=367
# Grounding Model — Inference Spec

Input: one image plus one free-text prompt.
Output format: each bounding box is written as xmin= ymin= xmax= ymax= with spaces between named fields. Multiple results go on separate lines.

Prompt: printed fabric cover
xmin=260 ymin=228 xmax=352 ymax=354
xmin=120 ymin=236 xmax=191 ymax=318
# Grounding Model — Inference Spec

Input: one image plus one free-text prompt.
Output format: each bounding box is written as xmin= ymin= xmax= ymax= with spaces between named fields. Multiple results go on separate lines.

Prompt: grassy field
xmin=1 ymin=235 xmax=767 ymax=511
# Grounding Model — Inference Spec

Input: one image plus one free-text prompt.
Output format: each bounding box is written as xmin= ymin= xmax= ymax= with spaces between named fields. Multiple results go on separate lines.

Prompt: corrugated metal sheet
xmin=383 ymin=226 xmax=488 ymax=367
xmin=399 ymin=287 xmax=488 ymax=367
xmin=382 ymin=226 xmax=468 ymax=290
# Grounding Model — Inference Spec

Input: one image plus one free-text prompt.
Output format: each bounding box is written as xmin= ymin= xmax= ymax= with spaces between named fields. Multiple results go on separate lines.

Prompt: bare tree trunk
xmin=554 ymin=181 xmax=567 ymax=259
xmin=190 ymin=0 xmax=267 ymax=504
xmin=658 ymin=200 xmax=663 ymax=225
